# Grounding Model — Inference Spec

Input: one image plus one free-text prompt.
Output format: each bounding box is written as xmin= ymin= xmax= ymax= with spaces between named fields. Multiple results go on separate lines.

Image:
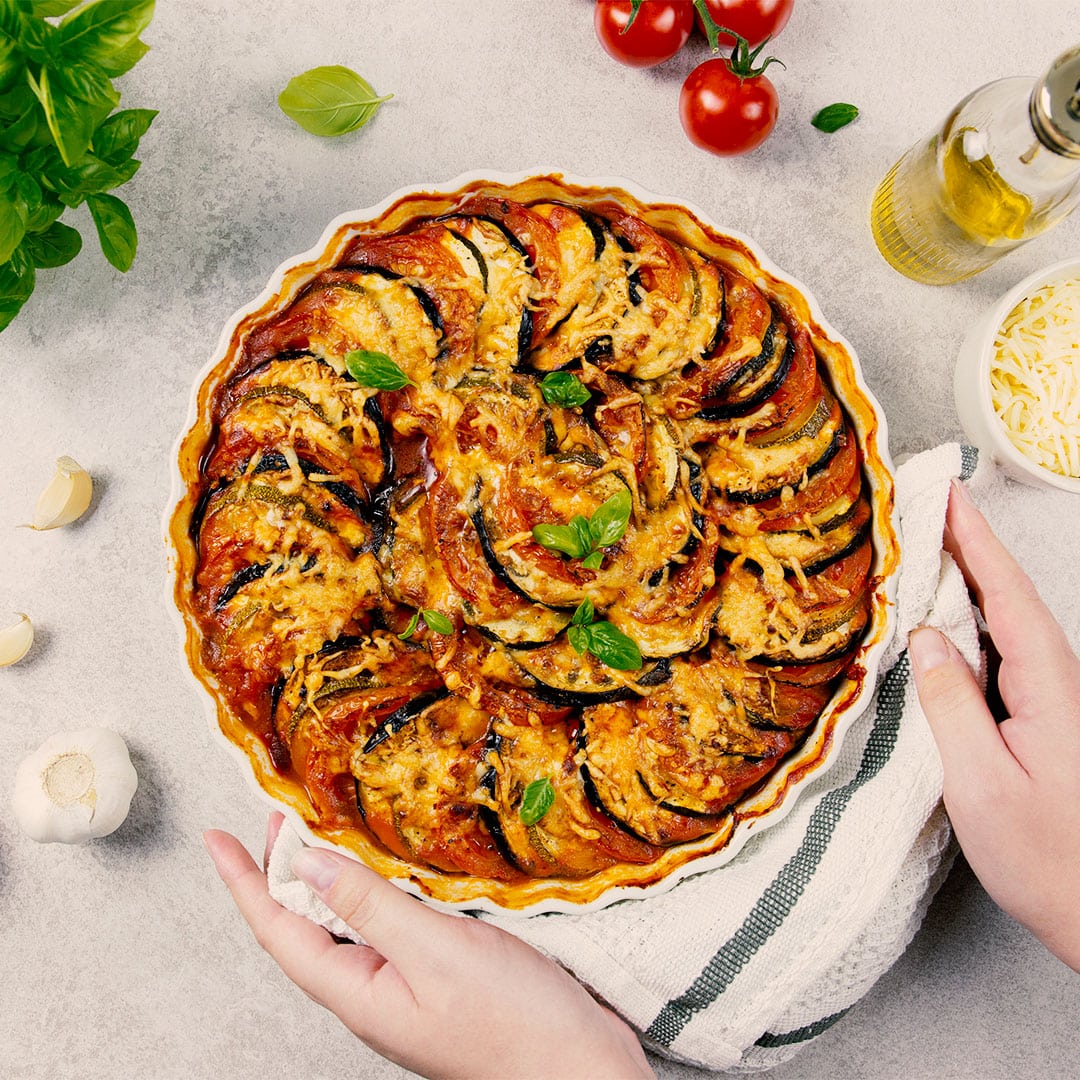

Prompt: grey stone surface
xmin=1 ymin=2 xmax=1079 ymax=1078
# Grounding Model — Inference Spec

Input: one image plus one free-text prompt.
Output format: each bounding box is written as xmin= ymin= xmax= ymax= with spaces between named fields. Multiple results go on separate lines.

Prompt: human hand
xmin=203 ymin=813 xmax=654 ymax=1080
xmin=909 ymin=479 xmax=1080 ymax=972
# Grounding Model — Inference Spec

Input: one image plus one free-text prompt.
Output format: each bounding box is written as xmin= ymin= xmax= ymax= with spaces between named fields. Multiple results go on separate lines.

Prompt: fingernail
xmin=291 ymin=847 xmax=341 ymax=892
xmin=950 ymin=478 xmax=973 ymax=505
xmin=909 ymin=627 xmax=952 ymax=672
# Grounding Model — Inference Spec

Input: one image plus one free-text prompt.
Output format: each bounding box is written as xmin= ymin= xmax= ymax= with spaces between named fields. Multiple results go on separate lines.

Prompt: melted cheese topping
xmin=991 ymin=278 xmax=1080 ymax=478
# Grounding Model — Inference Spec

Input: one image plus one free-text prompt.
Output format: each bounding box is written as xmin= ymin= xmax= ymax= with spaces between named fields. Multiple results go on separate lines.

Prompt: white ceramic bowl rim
xmin=968 ymin=257 xmax=1080 ymax=494
xmin=163 ymin=168 xmax=900 ymax=916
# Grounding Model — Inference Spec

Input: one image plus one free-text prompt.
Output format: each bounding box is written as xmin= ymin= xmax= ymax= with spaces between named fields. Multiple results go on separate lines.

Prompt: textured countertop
xmin=2 ymin=2 xmax=1079 ymax=1078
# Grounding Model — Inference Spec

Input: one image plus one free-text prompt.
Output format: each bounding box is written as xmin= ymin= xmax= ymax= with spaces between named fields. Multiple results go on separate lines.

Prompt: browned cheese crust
xmin=171 ymin=177 xmax=898 ymax=909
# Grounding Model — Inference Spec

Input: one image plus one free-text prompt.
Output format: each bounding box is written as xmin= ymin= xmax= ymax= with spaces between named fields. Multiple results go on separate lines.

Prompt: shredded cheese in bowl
xmin=990 ymin=278 xmax=1080 ymax=479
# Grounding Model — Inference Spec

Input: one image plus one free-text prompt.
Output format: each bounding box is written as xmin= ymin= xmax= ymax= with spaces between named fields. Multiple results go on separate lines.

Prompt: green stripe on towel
xmin=645 ymin=653 xmax=912 ymax=1048
xmin=754 ymin=1006 xmax=852 ymax=1047
xmin=960 ymin=445 xmax=979 ymax=481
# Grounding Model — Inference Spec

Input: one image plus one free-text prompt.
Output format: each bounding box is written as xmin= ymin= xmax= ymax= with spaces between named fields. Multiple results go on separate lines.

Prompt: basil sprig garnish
xmin=519 ymin=777 xmax=555 ymax=825
xmin=345 ymin=349 xmax=414 ymax=390
xmin=532 ymin=488 xmax=631 ymax=570
xmin=567 ymin=598 xmax=643 ymax=671
xmin=398 ymin=608 xmax=454 ymax=640
xmin=812 ymin=103 xmax=859 ymax=133
xmin=540 ymin=371 xmax=591 ymax=409
xmin=278 ymin=65 xmax=392 ymax=138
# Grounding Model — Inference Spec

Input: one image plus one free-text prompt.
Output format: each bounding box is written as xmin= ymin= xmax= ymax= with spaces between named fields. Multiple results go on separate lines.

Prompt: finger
xmin=944 ymin=480 xmax=1075 ymax=683
xmin=203 ymin=829 xmax=347 ymax=986
xmin=263 ymin=811 xmax=285 ymax=871
xmin=909 ymin=627 xmax=1025 ymax=792
xmin=290 ymin=846 xmax=463 ymax=983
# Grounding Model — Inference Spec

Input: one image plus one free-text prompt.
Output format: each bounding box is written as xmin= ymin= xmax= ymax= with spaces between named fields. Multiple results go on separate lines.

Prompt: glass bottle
xmin=871 ymin=45 xmax=1080 ymax=285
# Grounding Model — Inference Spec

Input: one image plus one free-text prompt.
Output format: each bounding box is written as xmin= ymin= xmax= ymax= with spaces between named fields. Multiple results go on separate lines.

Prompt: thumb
xmin=909 ymin=626 xmax=1010 ymax=793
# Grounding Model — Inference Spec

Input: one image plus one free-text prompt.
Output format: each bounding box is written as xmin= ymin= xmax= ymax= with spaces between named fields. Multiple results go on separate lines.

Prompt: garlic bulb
xmin=13 ymin=728 xmax=138 ymax=844
xmin=0 ymin=612 xmax=34 ymax=667
xmin=23 ymin=456 xmax=93 ymax=530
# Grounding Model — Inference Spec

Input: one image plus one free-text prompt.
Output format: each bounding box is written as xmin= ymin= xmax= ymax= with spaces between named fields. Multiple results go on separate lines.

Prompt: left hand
xmin=203 ymin=813 xmax=654 ymax=1080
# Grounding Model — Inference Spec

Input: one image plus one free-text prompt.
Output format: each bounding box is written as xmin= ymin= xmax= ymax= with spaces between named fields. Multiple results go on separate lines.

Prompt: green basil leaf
xmin=582 ymin=621 xmax=642 ymax=671
xmin=811 ymin=103 xmax=859 ymax=134
xmin=278 ymin=65 xmax=392 ymax=138
xmin=92 ymin=107 xmax=156 ymax=164
xmin=518 ymin=777 xmax=555 ymax=825
xmin=588 ymin=487 xmax=632 ymax=550
xmin=581 ymin=550 xmax=604 ymax=570
xmin=344 ymin=348 xmax=413 ymax=390
xmin=0 ymin=98 xmax=40 ymax=151
xmin=0 ymin=28 xmax=23 ymax=92
xmin=46 ymin=152 xmax=138 ymax=203
xmin=0 ymin=151 xmax=18 ymax=186
xmin=17 ymin=12 xmax=59 ymax=65
xmin=0 ymin=188 xmax=27 ymax=263
xmin=567 ymin=624 xmax=590 ymax=655
xmin=532 ymin=522 xmax=589 ymax=560
xmin=86 ymin=190 xmax=135 ymax=270
xmin=571 ymin=597 xmax=595 ymax=627
xmin=94 ymin=35 xmax=148 ymax=78
xmin=30 ymin=2 xmax=82 ymax=16
xmin=420 ymin=609 xmax=454 ymax=635
xmin=59 ymin=0 xmax=154 ymax=65
xmin=24 ymin=218 xmax=79 ymax=266
xmin=539 ymin=370 xmax=591 ymax=409
xmin=397 ymin=610 xmax=420 ymax=641
xmin=51 ymin=57 xmax=117 ymax=111
xmin=30 ymin=65 xmax=97 ymax=166
xmin=569 ymin=514 xmax=595 ymax=556
xmin=0 ymin=254 xmax=35 ymax=330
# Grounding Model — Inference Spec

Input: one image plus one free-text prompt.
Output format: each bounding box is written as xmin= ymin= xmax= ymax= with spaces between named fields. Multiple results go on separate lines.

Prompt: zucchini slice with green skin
xmin=479 ymin=720 xmax=660 ymax=877
xmin=352 ymin=696 xmax=521 ymax=880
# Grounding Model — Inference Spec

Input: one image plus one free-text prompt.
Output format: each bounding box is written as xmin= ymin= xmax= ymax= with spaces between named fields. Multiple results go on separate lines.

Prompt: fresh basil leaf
xmin=92 ymin=107 xmax=156 ymax=164
xmin=567 ymin=624 xmax=590 ymax=655
xmin=583 ymin=621 xmax=642 ymax=671
xmin=17 ymin=12 xmax=59 ymax=64
xmin=0 ymin=254 xmax=35 ymax=330
xmin=581 ymin=550 xmax=604 ymax=570
xmin=540 ymin=370 xmax=591 ymax=409
xmin=30 ymin=2 xmax=82 ymax=16
xmin=398 ymin=610 xmax=419 ymax=641
xmin=588 ymin=487 xmax=632 ymax=550
xmin=812 ymin=103 xmax=859 ymax=133
xmin=518 ymin=777 xmax=555 ymax=826
xmin=571 ymin=597 xmax=594 ymax=627
xmin=31 ymin=65 xmax=97 ymax=166
xmin=86 ymin=190 xmax=135 ymax=270
xmin=344 ymin=348 xmax=413 ymax=390
xmin=52 ymin=57 xmax=118 ymax=110
xmin=24 ymin=218 xmax=79 ymax=266
xmin=95 ymin=35 xmax=148 ymax=78
xmin=569 ymin=514 xmax=595 ymax=557
xmin=59 ymin=0 xmax=154 ymax=66
xmin=0 ymin=28 xmax=22 ymax=92
xmin=0 ymin=152 xmax=17 ymax=186
xmin=48 ymin=152 xmax=138 ymax=202
xmin=278 ymin=65 xmax=392 ymax=138
xmin=532 ymin=522 xmax=589 ymax=560
xmin=421 ymin=609 xmax=454 ymax=635
xmin=0 ymin=188 xmax=27 ymax=263
xmin=0 ymin=97 xmax=40 ymax=151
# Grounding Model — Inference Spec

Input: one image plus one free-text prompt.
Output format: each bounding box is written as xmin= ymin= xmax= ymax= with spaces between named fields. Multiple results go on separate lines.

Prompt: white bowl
xmin=955 ymin=257 xmax=1080 ymax=493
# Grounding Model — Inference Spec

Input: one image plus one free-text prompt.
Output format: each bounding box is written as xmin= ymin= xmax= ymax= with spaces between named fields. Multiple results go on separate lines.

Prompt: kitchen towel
xmin=268 ymin=442 xmax=985 ymax=1073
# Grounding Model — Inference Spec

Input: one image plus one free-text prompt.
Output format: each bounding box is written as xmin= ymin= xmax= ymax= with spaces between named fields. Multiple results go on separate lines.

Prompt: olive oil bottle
xmin=871 ymin=46 xmax=1080 ymax=285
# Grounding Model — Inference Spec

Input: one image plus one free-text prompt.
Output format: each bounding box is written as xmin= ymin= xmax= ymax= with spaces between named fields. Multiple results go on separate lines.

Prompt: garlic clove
xmin=0 ymin=612 xmax=34 ymax=667
xmin=13 ymin=727 xmax=138 ymax=844
xmin=23 ymin=455 xmax=94 ymax=530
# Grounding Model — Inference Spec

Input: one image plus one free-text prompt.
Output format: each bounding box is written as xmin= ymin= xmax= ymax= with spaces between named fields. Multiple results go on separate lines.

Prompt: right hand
xmin=909 ymin=479 xmax=1080 ymax=972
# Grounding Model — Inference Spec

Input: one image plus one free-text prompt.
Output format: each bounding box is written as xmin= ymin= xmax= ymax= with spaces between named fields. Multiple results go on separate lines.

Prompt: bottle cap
xmin=1031 ymin=44 xmax=1080 ymax=158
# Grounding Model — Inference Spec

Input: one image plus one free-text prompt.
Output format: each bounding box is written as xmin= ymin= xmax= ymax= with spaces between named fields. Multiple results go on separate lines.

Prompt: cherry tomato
xmin=679 ymin=57 xmax=779 ymax=156
xmin=594 ymin=0 xmax=695 ymax=68
xmin=695 ymin=0 xmax=794 ymax=46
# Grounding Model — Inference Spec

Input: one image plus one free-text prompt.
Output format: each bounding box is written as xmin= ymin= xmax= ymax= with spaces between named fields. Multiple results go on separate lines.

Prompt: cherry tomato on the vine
xmin=679 ymin=56 xmax=779 ymax=156
xmin=594 ymin=0 xmax=695 ymax=68
xmin=694 ymin=0 xmax=794 ymax=47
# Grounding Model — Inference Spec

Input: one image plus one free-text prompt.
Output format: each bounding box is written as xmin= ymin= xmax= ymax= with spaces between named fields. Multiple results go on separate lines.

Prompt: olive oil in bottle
xmin=871 ymin=47 xmax=1080 ymax=285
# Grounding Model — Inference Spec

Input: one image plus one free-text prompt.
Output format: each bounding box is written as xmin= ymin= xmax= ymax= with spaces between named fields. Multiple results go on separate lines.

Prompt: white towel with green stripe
xmin=268 ymin=443 xmax=983 ymax=1073
xmin=479 ymin=442 xmax=984 ymax=1072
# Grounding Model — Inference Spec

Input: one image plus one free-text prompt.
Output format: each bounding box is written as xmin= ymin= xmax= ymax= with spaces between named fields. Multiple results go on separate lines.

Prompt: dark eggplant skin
xmin=696 ymin=334 xmax=794 ymax=422
xmin=361 ymin=687 xmax=450 ymax=753
xmin=252 ymin=452 xmax=369 ymax=519
xmin=721 ymin=422 xmax=845 ymax=505
xmin=214 ymin=560 xmax=270 ymax=609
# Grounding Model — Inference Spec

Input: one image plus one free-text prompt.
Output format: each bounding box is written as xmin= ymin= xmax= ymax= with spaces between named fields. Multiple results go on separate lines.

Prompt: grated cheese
xmin=990 ymin=278 xmax=1080 ymax=478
